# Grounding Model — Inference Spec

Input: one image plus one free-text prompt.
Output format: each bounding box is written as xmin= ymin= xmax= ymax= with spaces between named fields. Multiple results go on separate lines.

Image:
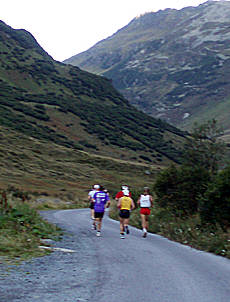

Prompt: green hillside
xmin=65 ymin=1 xmax=230 ymax=136
xmin=0 ymin=20 xmax=186 ymax=195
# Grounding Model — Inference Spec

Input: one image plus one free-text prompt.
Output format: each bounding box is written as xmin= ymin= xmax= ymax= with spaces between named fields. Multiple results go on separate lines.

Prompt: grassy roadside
xmin=0 ymin=192 xmax=63 ymax=263
xmin=1 ymin=189 xmax=229 ymax=263
xmin=109 ymin=200 xmax=230 ymax=259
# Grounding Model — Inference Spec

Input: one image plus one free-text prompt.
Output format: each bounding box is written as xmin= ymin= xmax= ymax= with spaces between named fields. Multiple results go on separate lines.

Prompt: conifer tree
xmin=183 ymin=119 xmax=226 ymax=175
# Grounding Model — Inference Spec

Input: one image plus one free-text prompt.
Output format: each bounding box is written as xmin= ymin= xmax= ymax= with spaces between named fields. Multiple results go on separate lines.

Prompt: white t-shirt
xmin=88 ymin=190 xmax=97 ymax=199
xmin=139 ymin=194 xmax=151 ymax=208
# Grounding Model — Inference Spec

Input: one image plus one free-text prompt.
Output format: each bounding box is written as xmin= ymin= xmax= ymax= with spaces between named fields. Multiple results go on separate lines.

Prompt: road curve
xmin=1 ymin=208 xmax=230 ymax=302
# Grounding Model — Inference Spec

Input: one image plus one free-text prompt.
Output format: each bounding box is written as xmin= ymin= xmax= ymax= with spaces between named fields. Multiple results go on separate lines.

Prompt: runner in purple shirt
xmin=93 ymin=186 xmax=110 ymax=237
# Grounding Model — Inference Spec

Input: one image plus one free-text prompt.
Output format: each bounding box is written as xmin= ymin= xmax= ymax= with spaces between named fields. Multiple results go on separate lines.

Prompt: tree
xmin=183 ymin=119 xmax=226 ymax=174
xmin=199 ymin=165 xmax=230 ymax=229
xmin=153 ymin=164 xmax=210 ymax=216
xmin=153 ymin=164 xmax=179 ymax=211
xmin=153 ymin=120 xmax=228 ymax=219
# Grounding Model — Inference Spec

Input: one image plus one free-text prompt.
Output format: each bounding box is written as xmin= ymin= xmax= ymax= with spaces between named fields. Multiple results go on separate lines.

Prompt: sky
xmin=1 ymin=0 xmax=211 ymax=62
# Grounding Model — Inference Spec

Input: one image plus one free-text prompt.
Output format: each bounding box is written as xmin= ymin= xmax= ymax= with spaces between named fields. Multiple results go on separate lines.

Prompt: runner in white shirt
xmin=137 ymin=187 xmax=153 ymax=238
xmin=88 ymin=184 xmax=100 ymax=229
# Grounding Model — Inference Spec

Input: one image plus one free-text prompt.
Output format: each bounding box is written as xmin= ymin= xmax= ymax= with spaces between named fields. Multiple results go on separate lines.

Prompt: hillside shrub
xmin=199 ymin=165 xmax=230 ymax=229
xmin=139 ymin=155 xmax=152 ymax=162
xmin=79 ymin=140 xmax=97 ymax=149
xmin=153 ymin=164 xmax=210 ymax=216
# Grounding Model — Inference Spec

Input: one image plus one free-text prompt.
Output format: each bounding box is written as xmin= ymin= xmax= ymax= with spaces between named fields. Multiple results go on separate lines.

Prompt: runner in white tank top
xmin=137 ymin=187 xmax=153 ymax=238
xmin=139 ymin=194 xmax=151 ymax=208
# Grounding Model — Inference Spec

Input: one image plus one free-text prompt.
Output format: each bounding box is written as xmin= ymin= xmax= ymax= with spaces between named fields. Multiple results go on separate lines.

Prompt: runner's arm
xmin=131 ymin=198 xmax=135 ymax=210
xmin=150 ymin=195 xmax=153 ymax=207
xmin=117 ymin=198 xmax=121 ymax=209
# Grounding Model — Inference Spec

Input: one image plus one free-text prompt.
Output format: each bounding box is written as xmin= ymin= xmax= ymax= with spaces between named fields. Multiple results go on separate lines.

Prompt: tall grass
xmin=0 ymin=192 xmax=62 ymax=262
xmin=109 ymin=200 xmax=230 ymax=259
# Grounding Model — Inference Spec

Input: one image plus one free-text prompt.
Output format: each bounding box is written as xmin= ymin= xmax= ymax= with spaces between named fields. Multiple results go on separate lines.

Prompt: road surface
xmin=0 ymin=208 xmax=230 ymax=302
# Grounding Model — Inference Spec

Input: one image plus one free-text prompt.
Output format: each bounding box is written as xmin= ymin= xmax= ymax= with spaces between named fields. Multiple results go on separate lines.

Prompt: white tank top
xmin=139 ymin=194 xmax=151 ymax=208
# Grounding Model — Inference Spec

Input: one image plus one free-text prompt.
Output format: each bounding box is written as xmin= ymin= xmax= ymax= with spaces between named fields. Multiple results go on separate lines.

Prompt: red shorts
xmin=140 ymin=208 xmax=151 ymax=215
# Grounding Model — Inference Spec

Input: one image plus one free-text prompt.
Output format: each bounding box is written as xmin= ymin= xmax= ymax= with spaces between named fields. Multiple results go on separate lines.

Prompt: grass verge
xmin=0 ymin=196 xmax=62 ymax=263
xmin=109 ymin=200 xmax=230 ymax=259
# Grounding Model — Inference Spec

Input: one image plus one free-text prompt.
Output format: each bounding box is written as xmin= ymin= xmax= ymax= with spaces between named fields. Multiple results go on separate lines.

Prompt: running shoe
xmin=96 ymin=231 xmax=101 ymax=237
xmin=91 ymin=223 xmax=96 ymax=230
xmin=125 ymin=226 xmax=130 ymax=234
xmin=120 ymin=233 xmax=125 ymax=239
xmin=143 ymin=232 xmax=147 ymax=238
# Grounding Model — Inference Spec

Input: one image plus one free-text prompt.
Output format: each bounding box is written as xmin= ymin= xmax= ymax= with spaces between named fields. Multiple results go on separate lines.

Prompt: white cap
xmin=93 ymin=184 xmax=100 ymax=189
xmin=121 ymin=185 xmax=128 ymax=190
xmin=123 ymin=189 xmax=129 ymax=196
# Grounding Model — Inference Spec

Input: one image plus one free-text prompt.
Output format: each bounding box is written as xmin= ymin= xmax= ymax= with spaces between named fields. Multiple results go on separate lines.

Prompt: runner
xmin=117 ymin=189 xmax=135 ymax=239
xmin=115 ymin=185 xmax=132 ymax=202
xmin=88 ymin=184 xmax=99 ymax=230
xmin=137 ymin=187 xmax=153 ymax=238
xmin=104 ymin=188 xmax=109 ymax=196
xmin=93 ymin=185 xmax=110 ymax=237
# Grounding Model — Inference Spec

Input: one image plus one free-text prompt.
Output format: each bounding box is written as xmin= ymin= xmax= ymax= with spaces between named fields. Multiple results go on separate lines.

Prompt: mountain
xmin=64 ymin=1 xmax=230 ymax=134
xmin=0 ymin=20 xmax=186 ymax=195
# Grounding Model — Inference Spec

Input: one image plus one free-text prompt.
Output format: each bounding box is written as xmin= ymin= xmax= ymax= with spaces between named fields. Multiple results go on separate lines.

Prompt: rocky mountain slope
xmin=65 ymin=1 xmax=230 ymax=133
xmin=0 ymin=20 xmax=186 ymax=195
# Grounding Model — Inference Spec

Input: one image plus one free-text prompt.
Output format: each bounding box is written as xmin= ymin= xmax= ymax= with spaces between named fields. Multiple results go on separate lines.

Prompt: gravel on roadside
xmin=0 ymin=212 xmax=97 ymax=302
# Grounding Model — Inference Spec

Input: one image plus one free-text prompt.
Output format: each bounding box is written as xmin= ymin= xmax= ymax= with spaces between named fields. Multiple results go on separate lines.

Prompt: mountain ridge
xmin=64 ymin=1 xmax=230 ymax=134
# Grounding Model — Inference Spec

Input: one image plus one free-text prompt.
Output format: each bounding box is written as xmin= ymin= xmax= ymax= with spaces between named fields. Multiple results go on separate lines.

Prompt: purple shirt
xmin=93 ymin=191 xmax=109 ymax=213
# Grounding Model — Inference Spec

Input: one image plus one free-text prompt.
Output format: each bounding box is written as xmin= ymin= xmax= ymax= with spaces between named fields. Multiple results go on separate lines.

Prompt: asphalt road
xmin=0 ymin=208 xmax=230 ymax=302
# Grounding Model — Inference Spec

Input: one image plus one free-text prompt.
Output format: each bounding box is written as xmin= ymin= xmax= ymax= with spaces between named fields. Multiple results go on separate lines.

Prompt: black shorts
xmin=119 ymin=209 xmax=130 ymax=219
xmin=89 ymin=202 xmax=94 ymax=209
xmin=94 ymin=212 xmax=104 ymax=219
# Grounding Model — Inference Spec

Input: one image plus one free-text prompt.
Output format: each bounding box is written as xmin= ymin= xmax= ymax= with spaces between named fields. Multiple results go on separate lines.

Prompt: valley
xmin=65 ymin=1 xmax=230 ymax=136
